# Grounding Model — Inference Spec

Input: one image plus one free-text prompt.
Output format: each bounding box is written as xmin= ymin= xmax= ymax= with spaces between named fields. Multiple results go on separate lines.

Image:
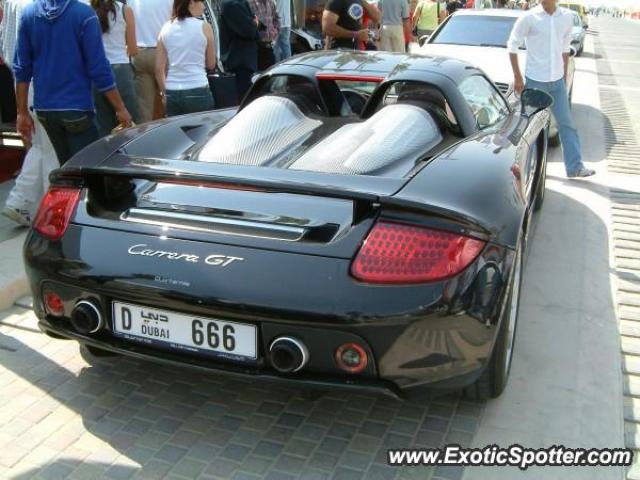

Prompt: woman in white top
xmin=155 ymin=0 xmax=216 ymax=117
xmin=91 ymin=0 xmax=140 ymax=136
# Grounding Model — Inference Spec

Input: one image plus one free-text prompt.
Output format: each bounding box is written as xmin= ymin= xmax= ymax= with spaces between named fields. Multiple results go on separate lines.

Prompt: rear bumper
xmin=24 ymin=226 xmax=514 ymax=398
xmin=36 ymin=315 xmax=486 ymax=400
xmin=28 ymin=279 xmax=504 ymax=399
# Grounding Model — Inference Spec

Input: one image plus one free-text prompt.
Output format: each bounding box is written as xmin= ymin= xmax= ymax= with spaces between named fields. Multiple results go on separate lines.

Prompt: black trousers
xmin=257 ymin=44 xmax=275 ymax=72
xmin=232 ymin=67 xmax=255 ymax=101
xmin=0 ymin=65 xmax=17 ymax=123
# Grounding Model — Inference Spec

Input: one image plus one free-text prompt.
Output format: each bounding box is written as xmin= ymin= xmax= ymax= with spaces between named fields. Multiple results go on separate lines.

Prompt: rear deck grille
xmin=495 ymin=82 xmax=511 ymax=95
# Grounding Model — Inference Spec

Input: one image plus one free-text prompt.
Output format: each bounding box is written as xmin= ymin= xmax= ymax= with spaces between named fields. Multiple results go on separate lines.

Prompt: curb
xmin=0 ymin=232 xmax=28 ymax=311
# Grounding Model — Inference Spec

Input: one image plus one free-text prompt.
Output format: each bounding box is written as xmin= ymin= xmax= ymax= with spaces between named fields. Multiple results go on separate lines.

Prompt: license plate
xmin=112 ymin=302 xmax=257 ymax=360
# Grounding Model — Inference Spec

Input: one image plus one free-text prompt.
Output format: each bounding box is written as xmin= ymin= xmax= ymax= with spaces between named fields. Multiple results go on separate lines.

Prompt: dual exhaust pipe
xmin=68 ymin=299 xmax=311 ymax=373
xmin=65 ymin=300 xmax=359 ymax=375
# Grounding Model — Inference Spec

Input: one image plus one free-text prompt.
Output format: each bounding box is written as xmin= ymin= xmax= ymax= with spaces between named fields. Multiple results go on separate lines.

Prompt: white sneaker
xmin=1 ymin=206 xmax=32 ymax=227
xmin=568 ymin=167 xmax=596 ymax=178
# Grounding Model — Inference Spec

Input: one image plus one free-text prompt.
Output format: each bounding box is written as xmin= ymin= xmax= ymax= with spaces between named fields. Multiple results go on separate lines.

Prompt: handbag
xmin=207 ymin=65 xmax=239 ymax=109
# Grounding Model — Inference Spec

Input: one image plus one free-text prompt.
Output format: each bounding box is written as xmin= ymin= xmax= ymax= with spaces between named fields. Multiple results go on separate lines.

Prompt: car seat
xmin=396 ymin=85 xmax=456 ymax=135
xmin=281 ymin=82 xmax=325 ymax=116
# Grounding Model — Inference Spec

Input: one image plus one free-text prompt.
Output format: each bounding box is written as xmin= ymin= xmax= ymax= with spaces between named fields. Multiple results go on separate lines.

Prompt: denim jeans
xmin=165 ymin=86 xmax=215 ymax=117
xmin=274 ymin=26 xmax=292 ymax=62
xmin=94 ymin=63 xmax=139 ymax=137
xmin=36 ymin=110 xmax=99 ymax=165
xmin=525 ymin=77 xmax=584 ymax=175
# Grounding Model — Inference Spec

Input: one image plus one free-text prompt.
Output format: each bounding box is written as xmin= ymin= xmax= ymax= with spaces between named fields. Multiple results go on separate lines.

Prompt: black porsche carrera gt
xmin=24 ymin=51 xmax=552 ymax=401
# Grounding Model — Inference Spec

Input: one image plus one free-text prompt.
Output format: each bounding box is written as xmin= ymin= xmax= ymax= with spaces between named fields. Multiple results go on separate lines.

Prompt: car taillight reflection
xmin=33 ymin=187 xmax=81 ymax=240
xmin=351 ymin=221 xmax=486 ymax=284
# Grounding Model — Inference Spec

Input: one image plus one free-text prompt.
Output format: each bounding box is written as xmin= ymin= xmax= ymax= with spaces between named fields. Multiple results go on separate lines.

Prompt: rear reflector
xmin=44 ymin=291 xmax=64 ymax=316
xmin=351 ymin=221 xmax=486 ymax=284
xmin=33 ymin=187 xmax=81 ymax=240
xmin=335 ymin=343 xmax=368 ymax=374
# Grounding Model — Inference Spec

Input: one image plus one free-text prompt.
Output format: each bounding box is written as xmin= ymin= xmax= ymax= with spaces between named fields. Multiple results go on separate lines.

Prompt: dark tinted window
xmin=247 ymin=75 xmax=325 ymax=114
xmin=430 ymin=15 xmax=519 ymax=48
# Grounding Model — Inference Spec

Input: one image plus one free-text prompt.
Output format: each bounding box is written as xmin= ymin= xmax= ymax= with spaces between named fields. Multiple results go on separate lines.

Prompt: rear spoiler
xmin=52 ymin=154 xmax=407 ymax=202
xmin=52 ymin=153 xmax=489 ymax=236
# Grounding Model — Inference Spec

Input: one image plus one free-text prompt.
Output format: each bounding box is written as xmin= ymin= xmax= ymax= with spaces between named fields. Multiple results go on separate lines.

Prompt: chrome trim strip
xmin=122 ymin=208 xmax=305 ymax=241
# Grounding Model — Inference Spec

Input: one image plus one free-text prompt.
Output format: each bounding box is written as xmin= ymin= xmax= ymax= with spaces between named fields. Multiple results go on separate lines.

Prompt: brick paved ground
xmin=0 ymin=303 xmax=485 ymax=480
xmin=592 ymin=18 xmax=640 ymax=480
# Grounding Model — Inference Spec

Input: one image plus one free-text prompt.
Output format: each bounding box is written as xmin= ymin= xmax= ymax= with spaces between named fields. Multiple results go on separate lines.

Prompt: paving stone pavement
xmin=0 ymin=304 xmax=485 ymax=480
xmin=593 ymin=18 xmax=640 ymax=480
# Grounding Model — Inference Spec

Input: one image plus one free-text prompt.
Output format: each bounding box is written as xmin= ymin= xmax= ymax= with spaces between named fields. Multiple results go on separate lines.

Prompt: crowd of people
xmin=319 ymin=0 xmax=530 ymax=54
xmin=0 ymin=0 xmax=294 ymax=227
xmin=0 ymin=0 xmax=590 ymax=231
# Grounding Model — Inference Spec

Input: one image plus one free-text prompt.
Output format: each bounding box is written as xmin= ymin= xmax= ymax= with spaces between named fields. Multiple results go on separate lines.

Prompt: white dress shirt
xmin=507 ymin=5 xmax=573 ymax=83
xmin=128 ymin=0 xmax=173 ymax=48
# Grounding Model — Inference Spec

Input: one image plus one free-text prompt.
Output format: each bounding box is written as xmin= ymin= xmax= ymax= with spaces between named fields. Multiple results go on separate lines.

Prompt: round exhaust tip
xmin=269 ymin=336 xmax=309 ymax=373
xmin=71 ymin=300 xmax=103 ymax=334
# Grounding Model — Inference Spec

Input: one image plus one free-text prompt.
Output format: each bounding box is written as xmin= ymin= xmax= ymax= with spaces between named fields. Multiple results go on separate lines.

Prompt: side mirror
xmin=520 ymin=88 xmax=553 ymax=117
xmin=583 ymin=23 xmax=588 ymax=29
xmin=568 ymin=46 xmax=577 ymax=57
xmin=507 ymin=88 xmax=552 ymax=145
xmin=251 ymin=73 xmax=260 ymax=84
xmin=418 ymin=34 xmax=430 ymax=47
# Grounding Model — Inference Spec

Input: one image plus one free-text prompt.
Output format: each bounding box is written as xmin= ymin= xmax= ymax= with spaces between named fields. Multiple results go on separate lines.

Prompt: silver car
xmin=570 ymin=11 xmax=587 ymax=56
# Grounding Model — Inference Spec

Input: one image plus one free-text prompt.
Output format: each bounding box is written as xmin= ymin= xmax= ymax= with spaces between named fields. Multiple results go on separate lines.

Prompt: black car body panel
xmin=26 ymin=51 xmax=548 ymax=398
xmin=25 ymin=224 xmax=511 ymax=393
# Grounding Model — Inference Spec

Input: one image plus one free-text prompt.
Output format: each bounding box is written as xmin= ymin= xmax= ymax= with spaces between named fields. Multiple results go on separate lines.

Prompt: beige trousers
xmin=380 ymin=25 xmax=406 ymax=52
xmin=132 ymin=47 xmax=163 ymax=123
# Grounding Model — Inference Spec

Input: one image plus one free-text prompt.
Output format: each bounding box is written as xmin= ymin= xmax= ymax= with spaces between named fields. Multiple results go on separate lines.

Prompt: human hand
xmin=514 ymin=74 xmax=524 ymax=95
xmin=115 ymin=108 xmax=133 ymax=128
xmin=16 ymin=113 xmax=34 ymax=148
xmin=356 ymin=29 xmax=369 ymax=42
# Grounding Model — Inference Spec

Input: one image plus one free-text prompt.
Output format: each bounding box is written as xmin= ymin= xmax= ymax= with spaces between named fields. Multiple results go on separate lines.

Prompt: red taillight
xmin=351 ymin=221 xmax=486 ymax=284
xmin=33 ymin=187 xmax=81 ymax=240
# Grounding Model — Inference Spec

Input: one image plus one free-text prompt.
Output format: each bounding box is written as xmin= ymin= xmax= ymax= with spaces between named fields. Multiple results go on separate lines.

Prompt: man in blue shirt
xmin=13 ymin=0 xmax=132 ymax=164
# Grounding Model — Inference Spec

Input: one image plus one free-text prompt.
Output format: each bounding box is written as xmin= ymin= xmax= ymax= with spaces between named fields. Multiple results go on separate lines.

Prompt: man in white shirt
xmin=507 ymin=0 xmax=594 ymax=178
xmin=129 ymin=0 xmax=172 ymax=123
